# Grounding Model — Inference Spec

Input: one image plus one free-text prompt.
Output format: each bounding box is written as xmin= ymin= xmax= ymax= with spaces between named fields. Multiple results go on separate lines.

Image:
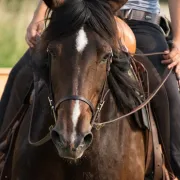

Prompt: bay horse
xmin=0 ymin=0 xmax=153 ymax=179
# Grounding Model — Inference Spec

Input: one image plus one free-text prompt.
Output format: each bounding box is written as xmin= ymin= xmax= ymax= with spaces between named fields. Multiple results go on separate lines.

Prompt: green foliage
xmin=0 ymin=0 xmax=36 ymax=67
xmin=0 ymin=0 xmax=169 ymax=67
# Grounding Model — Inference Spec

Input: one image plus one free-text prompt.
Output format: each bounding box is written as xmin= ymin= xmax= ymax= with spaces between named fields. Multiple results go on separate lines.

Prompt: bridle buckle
xmin=97 ymin=101 xmax=105 ymax=112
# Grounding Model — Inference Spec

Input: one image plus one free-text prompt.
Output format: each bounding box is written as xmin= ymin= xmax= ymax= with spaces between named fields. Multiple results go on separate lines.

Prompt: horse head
xmin=33 ymin=0 xmax=137 ymax=160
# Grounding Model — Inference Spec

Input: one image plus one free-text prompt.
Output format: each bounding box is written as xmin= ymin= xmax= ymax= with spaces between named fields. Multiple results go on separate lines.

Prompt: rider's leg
xmin=127 ymin=20 xmax=180 ymax=178
xmin=0 ymin=50 xmax=32 ymax=129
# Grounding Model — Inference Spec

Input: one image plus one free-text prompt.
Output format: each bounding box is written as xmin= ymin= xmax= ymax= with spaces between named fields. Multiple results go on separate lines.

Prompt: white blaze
xmin=71 ymin=27 xmax=88 ymax=142
xmin=76 ymin=27 xmax=88 ymax=53
xmin=71 ymin=100 xmax=81 ymax=142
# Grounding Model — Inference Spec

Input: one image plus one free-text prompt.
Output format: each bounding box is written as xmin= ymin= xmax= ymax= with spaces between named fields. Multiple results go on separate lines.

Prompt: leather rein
xmin=28 ymin=50 xmax=172 ymax=146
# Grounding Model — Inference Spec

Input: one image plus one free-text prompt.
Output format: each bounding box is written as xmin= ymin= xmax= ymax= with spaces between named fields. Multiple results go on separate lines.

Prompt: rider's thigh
xmin=127 ymin=20 xmax=168 ymax=75
xmin=0 ymin=49 xmax=32 ymax=130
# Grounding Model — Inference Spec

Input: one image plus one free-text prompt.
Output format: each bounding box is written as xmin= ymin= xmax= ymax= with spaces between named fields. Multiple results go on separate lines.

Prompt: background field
xmin=0 ymin=0 xmax=169 ymax=67
xmin=0 ymin=0 xmax=37 ymax=67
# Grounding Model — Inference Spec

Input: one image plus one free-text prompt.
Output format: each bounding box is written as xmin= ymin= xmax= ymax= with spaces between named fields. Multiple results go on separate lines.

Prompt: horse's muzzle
xmin=51 ymin=128 xmax=93 ymax=160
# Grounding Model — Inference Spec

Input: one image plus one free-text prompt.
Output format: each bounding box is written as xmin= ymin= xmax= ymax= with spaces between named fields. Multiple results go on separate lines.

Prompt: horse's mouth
xmin=53 ymin=142 xmax=87 ymax=160
xmin=60 ymin=151 xmax=84 ymax=160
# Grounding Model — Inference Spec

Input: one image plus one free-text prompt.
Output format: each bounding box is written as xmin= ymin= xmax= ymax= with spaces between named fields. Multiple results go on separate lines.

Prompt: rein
xmin=132 ymin=52 xmax=169 ymax=56
xmin=28 ymin=50 xmax=172 ymax=146
xmin=48 ymin=51 xmax=171 ymax=130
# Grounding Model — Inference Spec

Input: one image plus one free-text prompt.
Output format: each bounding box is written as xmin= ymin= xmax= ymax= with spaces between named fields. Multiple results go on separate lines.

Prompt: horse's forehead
xmin=75 ymin=27 xmax=88 ymax=53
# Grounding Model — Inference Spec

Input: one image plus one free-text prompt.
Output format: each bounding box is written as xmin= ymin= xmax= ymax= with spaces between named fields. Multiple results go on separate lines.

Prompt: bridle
xmin=28 ymin=47 xmax=172 ymax=146
xmin=48 ymin=48 xmax=113 ymax=127
xmin=28 ymin=47 xmax=113 ymax=146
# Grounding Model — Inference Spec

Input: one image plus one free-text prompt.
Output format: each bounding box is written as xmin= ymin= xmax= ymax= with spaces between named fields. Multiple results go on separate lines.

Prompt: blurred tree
xmin=3 ymin=0 xmax=30 ymax=12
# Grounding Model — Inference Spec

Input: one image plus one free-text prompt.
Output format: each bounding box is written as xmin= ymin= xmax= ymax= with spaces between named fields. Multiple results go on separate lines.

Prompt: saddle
xmin=115 ymin=16 xmax=136 ymax=54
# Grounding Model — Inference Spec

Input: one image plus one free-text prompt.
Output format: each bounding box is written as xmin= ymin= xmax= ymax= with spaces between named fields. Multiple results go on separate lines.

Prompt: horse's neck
xmin=99 ymin=93 xmax=119 ymax=122
xmin=90 ymin=93 xmax=145 ymax=180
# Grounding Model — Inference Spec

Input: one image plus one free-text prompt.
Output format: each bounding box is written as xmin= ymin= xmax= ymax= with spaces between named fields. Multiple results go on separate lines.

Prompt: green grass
xmin=0 ymin=0 xmax=36 ymax=67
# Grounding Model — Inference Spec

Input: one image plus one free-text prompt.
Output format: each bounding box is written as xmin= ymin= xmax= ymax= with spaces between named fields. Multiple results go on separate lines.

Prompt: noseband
xmin=55 ymin=96 xmax=95 ymax=116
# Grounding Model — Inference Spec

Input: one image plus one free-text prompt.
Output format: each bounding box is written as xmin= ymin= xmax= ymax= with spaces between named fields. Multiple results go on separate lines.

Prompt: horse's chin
xmin=55 ymin=146 xmax=86 ymax=160
xmin=52 ymin=139 xmax=92 ymax=160
xmin=60 ymin=152 xmax=84 ymax=160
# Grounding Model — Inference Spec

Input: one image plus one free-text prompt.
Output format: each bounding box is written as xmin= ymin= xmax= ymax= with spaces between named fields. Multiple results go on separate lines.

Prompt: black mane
xmin=108 ymin=53 xmax=140 ymax=112
xmin=43 ymin=0 xmax=117 ymax=45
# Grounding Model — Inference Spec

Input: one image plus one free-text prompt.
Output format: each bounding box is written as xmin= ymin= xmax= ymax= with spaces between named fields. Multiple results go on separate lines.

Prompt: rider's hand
xmin=161 ymin=43 xmax=180 ymax=86
xmin=25 ymin=1 xmax=47 ymax=48
xmin=25 ymin=19 xmax=44 ymax=48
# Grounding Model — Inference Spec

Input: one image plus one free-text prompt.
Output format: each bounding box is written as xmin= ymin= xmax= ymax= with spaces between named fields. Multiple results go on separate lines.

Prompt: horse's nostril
xmin=71 ymin=147 xmax=77 ymax=152
xmin=51 ymin=129 xmax=66 ymax=146
xmin=51 ymin=130 xmax=59 ymax=142
xmin=84 ymin=132 xmax=93 ymax=146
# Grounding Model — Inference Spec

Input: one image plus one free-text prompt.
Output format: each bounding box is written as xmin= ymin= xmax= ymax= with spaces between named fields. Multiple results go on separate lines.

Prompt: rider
xmin=25 ymin=0 xmax=47 ymax=48
xmin=0 ymin=1 xmax=47 ymax=127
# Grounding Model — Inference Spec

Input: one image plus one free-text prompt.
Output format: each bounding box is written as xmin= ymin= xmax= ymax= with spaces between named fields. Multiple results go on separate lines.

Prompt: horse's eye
xmin=101 ymin=53 xmax=112 ymax=63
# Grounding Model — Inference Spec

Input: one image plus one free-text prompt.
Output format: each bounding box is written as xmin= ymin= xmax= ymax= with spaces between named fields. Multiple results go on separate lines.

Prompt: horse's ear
xmin=43 ymin=0 xmax=65 ymax=9
xmin=108 ymin=0 xmax=127 ymax=12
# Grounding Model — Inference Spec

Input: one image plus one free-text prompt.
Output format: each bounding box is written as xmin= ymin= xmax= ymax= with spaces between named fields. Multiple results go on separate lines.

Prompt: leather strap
xmin=131 ymin=57 xmax=163 ymax=179
xmin=116 ymin=9 xmax=161 ymax=25
xmin=28 ymin=80 xmax=52 ymax=147
xmin=93 ymin=64 xmax=172 ymax=129
xmin=0 ymin=105 xmax=29 ymax=180
xmin=149 ymin=105 xmax=163 ymax=180
xmin=130 ymin=57 xmax=153 ymax=174
xmin=55 ymin=96 xmax=95 ymax=116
